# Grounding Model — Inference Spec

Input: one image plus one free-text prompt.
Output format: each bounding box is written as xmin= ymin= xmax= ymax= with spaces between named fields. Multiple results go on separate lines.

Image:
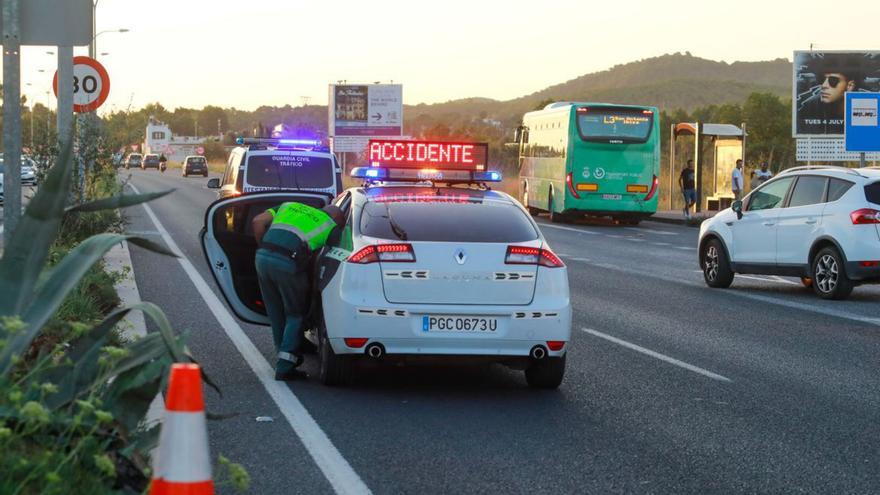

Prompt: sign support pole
xmin=57 ymin=46 xmax=74 ymax=149
xmin=2 ymin=0 xmax=22 ymax=245
xmin=860 ymin=152 xmax=866 ymax=168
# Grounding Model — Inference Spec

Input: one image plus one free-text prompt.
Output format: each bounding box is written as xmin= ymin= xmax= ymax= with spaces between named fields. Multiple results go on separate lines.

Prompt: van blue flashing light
xmin=351 ymin=167 xmax=387 ymax=180
xmin=235 ymin=137 xmax=323 ymax=148
xmin=474 ymin=171 xmax=502 ymax=182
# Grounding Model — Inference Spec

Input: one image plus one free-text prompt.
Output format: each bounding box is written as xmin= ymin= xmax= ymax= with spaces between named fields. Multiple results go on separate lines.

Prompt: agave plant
xmin=0 ymin=138 xmax=194 ymax=491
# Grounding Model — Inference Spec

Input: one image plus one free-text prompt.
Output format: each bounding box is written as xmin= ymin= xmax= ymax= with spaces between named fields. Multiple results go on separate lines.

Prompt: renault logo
xmin=454 ymin=248 xmax=467 ymax=265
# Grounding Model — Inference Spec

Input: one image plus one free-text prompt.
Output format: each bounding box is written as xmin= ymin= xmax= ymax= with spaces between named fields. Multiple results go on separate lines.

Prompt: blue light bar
xmin=235 ymin=137 xmax=322 ymax=147
xmin=473 ymin=171 xmax=502 ymax=182
xmin=351 ymin=167 xmax=387 ymax=180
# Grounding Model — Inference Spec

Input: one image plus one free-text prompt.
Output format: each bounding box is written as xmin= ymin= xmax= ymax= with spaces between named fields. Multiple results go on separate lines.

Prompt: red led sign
xmin=368 ymin=140 xmax=488 ymax=170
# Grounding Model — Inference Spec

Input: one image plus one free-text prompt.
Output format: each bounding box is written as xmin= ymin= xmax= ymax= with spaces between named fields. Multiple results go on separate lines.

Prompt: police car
xmin=207 ymin=138 xmax=342 ymax=199
xmin=201 ymin=139 xmax=571 ymax=388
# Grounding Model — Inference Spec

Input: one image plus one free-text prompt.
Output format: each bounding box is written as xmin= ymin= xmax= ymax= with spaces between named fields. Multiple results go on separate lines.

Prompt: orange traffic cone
xmin=149 ymin=363 xmax=214 ymax=495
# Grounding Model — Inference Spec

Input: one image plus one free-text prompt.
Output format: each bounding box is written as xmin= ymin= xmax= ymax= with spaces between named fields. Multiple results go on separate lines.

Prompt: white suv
xmin=699 ymin=166 xmax=880 ymax=300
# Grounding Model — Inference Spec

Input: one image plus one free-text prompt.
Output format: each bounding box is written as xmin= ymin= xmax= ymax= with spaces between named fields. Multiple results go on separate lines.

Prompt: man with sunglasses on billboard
xmin=797 ymin=56 xmax=864 ymax=135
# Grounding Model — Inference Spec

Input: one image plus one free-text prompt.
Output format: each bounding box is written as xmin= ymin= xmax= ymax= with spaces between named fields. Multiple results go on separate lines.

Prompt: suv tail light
xmin=850 ymin=208 xmax=880 ymax=225
xmin=347 ymin=243 xmax=416 ymax=264
xmin=505 ymin=246 xmax=564 ymax=268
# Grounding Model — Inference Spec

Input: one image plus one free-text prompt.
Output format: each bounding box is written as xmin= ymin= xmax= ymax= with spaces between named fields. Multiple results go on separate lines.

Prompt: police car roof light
xmin=351 ymin=166 xmax=500 ymax=183
xmin=235 ymin=137 xmax=323 ymax=148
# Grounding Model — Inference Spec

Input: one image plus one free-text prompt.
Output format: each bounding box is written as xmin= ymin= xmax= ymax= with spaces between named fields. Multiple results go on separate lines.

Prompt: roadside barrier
xmin=149 ymin=363 xmax=214 ymax=495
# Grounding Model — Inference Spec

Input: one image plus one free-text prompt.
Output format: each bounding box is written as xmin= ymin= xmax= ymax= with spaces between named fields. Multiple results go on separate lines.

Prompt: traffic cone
xmin=149 ymin=363 xmax=214 ymax=495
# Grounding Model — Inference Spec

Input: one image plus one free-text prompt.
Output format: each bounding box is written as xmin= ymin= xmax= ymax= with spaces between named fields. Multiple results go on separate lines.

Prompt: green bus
xmin=516 ymin=102 xmax=660 ymax=224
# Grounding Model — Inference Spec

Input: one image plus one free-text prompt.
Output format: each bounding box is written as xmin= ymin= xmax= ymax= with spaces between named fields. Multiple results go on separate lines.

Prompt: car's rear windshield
xmin=246 ymin=154 xmax=334 ymax=189
xmin=187 ymin=157 xmax=206 ymax=164
xmin=865 ymin=181 xmax=880 ymax=205
xmin=144 ymin=156 xmax=159 ymax=162
xmin=360 ymin=199 xmax=538 ymax=242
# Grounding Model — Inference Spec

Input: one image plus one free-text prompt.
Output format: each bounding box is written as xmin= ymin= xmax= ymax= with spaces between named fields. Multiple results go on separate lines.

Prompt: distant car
xmin=124 ymin=153 xmax=142 ymax=170
xmin=699 ymin=165 xmax=880 ymax=300
xmin=182 ymin=155 xmax=208 ymax=177
xmin=142 ymin=154 xmax=161 ymax=170
xmin=207 ymin=137 xmax=341 ymax=199
xmin=20 ymin=157 xmax=36 ymax=185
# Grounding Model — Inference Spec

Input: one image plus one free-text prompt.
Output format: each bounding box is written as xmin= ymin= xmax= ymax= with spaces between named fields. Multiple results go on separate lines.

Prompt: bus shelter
xmin=669 ymin=123 xmax=746 ymax=213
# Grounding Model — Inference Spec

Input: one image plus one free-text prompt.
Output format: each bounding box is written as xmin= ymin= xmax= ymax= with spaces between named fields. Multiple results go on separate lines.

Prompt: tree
xmin=742 ymin=92 xmax=792 ymax=170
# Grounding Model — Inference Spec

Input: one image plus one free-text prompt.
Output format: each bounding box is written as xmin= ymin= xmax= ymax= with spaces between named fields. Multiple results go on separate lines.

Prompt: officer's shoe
xmin=275 ymin=368 xmax=309 ymax=381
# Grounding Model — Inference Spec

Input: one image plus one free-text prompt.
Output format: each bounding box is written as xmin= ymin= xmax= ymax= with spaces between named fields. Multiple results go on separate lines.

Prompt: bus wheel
xmin=522 ymin=184 xmax=539 ymax=216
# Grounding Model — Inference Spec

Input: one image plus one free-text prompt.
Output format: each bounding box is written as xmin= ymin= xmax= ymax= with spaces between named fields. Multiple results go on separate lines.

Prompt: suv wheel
xmin=811 ymin=247 xmax=853 ymax=300
xmin=702 ymin=238 xmax=734 ymax=288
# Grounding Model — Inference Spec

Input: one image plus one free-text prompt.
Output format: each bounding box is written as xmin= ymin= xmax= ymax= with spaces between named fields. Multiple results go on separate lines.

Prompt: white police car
xmin=202 ymin=139 xmax=571 ymax=388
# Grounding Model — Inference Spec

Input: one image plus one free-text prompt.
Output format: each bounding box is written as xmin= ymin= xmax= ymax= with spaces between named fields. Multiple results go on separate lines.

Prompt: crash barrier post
xmin=149 ymin=363 xmax=214 ymax=495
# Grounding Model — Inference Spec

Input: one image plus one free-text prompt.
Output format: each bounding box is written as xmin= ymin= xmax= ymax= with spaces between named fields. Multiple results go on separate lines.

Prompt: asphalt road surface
xmin=120 ymin=168 xmax=880 ymax=494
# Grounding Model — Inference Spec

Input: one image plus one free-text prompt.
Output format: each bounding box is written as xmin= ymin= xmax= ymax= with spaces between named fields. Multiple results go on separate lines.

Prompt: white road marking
xmin=737 ymin=274 xmax=800 ymax=286
xmin=624 ymin=227 xmax=678 ymax=236
xmin=606 ymin=234 xmax=624 ymax=239
xmin=625 ymin=238 xmax=646 ymax=242
xmin=128 ymin=183 xmax=371 ymax=495
xmin=770 ymin=275 xmax=801 ymax=286
xmin=582 ymin=328 xmax=732 ymax=382
xmin=536 ymin=222 xmax=600 ymax=235
xmin=651 ymin=242 xmax=672 ymax=246
xmin=675 ymin=246 xmax=697 ymax=251
xmin=570 ymin=257 xmax=591 ymax=262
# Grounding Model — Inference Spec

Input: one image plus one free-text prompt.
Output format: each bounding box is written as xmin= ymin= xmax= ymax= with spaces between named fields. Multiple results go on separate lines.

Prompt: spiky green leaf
xmin=66 ymin=189 xmax=174 ymax=213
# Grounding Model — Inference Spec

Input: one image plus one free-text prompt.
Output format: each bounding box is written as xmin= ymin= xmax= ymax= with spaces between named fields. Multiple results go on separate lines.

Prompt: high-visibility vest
xmin=265 ymin=202 xmax=336 ymax=251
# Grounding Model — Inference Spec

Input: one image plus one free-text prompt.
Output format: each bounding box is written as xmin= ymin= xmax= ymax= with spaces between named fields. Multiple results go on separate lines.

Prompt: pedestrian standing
xmin=732 ymin=159 xmax=744 ymax=201
xmin=252 ymin=202 xmax=345 ymax=380
xmin=679 ymin=159 xmax=697 ymax=219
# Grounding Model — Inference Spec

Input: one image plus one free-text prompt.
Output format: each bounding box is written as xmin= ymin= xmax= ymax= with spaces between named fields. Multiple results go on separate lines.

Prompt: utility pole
xmin=3 ymin=0 xmax=23 ymax=244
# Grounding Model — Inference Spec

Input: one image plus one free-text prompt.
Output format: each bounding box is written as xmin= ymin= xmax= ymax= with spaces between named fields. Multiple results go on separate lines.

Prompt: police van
xmin=202 ymin=139 xmax=572 ymax=388
xmin=207 ymin=138 xmax=342 ymax=199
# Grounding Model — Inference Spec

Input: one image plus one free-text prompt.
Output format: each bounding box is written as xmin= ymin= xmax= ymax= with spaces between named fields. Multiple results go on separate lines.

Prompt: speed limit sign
xmin=53 ymin=56 xmax=110 ymax=113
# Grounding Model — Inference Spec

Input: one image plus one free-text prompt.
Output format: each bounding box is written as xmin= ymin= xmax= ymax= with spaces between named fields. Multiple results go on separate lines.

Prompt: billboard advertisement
xmin=329 ymin=84 xmax=403 ymax=137
xmin=793 ymin=51 xmax=880 ymax=137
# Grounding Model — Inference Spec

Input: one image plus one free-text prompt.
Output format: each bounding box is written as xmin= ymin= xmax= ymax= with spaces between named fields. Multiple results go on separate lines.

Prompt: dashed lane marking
xmin=536 ymin=222 xmax=601 ymax=235
xmin=624 ymin=227 xmax=679 ymax=236
xmin=582 ymin=328 xmax=732 ymax=382
xmin=128 ymin=183 xmax=371 ymax=495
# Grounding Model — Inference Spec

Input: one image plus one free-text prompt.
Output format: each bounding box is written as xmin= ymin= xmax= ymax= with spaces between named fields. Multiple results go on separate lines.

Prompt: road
xmin=121 ymin=168 xmax=880 ymax=494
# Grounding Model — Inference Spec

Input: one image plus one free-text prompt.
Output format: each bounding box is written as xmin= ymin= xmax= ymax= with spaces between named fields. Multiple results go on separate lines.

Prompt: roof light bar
xmin=235 ymin=137 xmax=322 ymax=147
xmin=350 ymin=167 xmax=501 ymax=183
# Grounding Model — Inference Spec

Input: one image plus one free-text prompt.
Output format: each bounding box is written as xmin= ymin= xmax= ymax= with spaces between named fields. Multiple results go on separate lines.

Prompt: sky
xmin=13 ymin=0 xmax=880 ymax=114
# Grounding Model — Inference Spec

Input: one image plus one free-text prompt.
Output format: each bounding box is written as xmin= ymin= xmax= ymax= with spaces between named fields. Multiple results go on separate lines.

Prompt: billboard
xmin=329 ymin=84 xmax=403 ymax=137
xmin=793 ymin=51 xmax=880 ymax=137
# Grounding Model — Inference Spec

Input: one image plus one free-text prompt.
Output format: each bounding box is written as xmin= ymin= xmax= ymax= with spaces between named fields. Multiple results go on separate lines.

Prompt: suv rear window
xmin=246 ymin=155 xmax=334 ymax=189
xmin=866 ymin=181 xmax=880 ymax=205
xmin=187 ymin=157 xmax=206 ymax=164
xmin=360 ymin=199 xmax=538 ymax=242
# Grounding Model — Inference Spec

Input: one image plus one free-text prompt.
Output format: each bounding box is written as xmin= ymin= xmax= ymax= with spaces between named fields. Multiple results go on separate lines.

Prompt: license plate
xmin=422 ymin=315 xmax=498 ymax=332
xmin=602 ymin=194 xmax=622 ymax=200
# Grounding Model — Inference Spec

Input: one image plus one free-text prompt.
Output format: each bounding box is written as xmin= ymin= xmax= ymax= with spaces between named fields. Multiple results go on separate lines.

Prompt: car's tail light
xmin=566 ymin=172 xmax=580 ymax=199
xmin=505 ymin=246 xmax=564 ymax=268
xmin=850 ymin=208 xmax=880 ymax=224
xmin=546 ymin=341 xmax=566 ymax=351
xmin=344 ymin=338 xmax=369 ymax=348
xmin=859 ymin=261 xmax=880 ymax=267
xmin=347 ymin=243 xmax=416 ymax=264
xmin=644 ymin=175 xmax=659 ymax=201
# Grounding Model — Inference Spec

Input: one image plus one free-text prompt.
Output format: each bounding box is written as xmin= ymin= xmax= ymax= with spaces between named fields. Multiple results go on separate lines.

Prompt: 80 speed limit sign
xmin=53 ymin=56 xmax=110 ymax=113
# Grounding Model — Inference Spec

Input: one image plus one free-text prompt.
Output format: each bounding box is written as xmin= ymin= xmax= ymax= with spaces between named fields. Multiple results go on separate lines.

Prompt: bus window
xmin=576 ymin=107 xmax=653 ymax=144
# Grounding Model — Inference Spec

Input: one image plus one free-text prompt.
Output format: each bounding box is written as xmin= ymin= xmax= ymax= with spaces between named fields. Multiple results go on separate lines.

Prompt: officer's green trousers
xmin=255 ymin=249 xmax=309 ymax=374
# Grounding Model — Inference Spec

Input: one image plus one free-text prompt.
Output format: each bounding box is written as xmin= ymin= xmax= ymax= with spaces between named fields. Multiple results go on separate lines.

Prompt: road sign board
xmin=845 ymin=92 xmax=880 ymax=152
xmin=0 ymin=0 xmax=92 ymax=46
xmin=329 ymin=84 xmax=403 ymax=137
xmin=196 ymin=146 xmax=205 ymax=155
xmin=53 ymin=56 xmax=110 ymax=113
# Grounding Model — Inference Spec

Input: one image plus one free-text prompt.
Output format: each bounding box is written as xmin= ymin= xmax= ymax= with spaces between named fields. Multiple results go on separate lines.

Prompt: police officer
xmin=252 ymin=202 xmax=345 ymax=380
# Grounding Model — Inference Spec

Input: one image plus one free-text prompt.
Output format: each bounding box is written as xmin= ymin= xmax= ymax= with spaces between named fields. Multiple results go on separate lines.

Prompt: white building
xmin=144 ymin=116 xmax=207 ymax=162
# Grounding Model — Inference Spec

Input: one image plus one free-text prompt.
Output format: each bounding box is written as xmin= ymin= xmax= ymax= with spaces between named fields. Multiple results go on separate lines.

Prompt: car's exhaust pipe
xmin=530 ymin=345 xmax=547 ymax=360
xmin=366 ymin=343 xmax=385 ymax=359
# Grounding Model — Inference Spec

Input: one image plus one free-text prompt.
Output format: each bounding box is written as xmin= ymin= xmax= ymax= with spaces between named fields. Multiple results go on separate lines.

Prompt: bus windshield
xmin=576 ymin=107 xmax=653 ymax=143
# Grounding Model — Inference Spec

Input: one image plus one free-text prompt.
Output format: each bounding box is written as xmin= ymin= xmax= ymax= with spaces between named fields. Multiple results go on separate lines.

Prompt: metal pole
xmin=57 ymin=47 xmax=74 ymax=145
xmin=860 ymin=152 xmax=867 ymax=168
xmin=694 ymin=122 xmax=702 ymax=213
xmin=3 ymin=0 xmax=23 ymax=245
xmin=90 ymin=0 xmax=97 ymax=59
xmin=669 ymin=123 xmax=676 ymax=211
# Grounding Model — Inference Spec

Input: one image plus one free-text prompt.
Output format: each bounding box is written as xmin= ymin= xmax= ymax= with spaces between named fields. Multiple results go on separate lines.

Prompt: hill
xmin=405 ymin=53 xmax=791 ymax=125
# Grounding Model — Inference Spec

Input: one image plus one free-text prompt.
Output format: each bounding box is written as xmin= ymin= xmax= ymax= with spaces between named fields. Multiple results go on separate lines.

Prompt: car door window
xmin=787 ymin=176 xmax=828 ymax=207
xmin=827 ymin=178 xmax=854 ymax=202
xmin=746 ymin=177 xmax=794 ymax=211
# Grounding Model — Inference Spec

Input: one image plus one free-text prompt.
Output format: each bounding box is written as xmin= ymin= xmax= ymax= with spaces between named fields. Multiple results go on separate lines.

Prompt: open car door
xmin=200 ymin=191 xmax=333 ymax=325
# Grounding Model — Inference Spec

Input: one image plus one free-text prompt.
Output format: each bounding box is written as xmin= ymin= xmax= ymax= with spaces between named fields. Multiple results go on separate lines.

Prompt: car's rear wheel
xmin=182 ymin=170 xmax=188 ymax=177
xmin=525 ymin=355 xmax=566 ymax=389
xmin=203 ymin=172 xmax=209 ymax=177
xmin=811 ymin=247 xmax=853 ymax=300
xmin=318 ymin=320 xmax=353 ymax=386
xmin=702 ymin=238 xmax=734 ymax=288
